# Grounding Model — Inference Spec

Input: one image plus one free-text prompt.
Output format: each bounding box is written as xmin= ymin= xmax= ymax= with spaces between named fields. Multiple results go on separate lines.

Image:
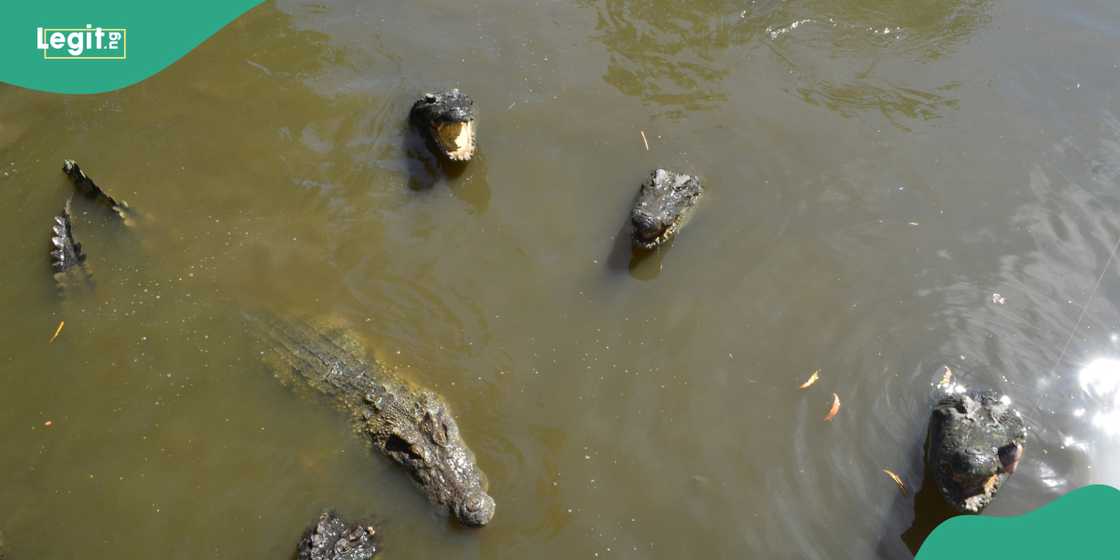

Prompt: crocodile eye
xmin=421 ymin=411 xmax=451 ymax=446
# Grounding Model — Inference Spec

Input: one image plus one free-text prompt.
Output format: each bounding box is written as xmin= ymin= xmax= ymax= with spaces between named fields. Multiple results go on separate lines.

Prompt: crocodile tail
xmin=62 ymin=159 xmax=132 ymax=222
xmin=50 ymin=198 xmax=87 ymax=273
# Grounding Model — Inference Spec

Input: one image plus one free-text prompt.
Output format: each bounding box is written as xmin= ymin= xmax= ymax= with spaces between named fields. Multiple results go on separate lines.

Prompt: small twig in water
xmin=49 ymin=320 xmax=65 ymax=344
xmin=640 ymin=130 xmax=650 ymax=151
xmin=882 ymin=469 xmax=908 ymax=496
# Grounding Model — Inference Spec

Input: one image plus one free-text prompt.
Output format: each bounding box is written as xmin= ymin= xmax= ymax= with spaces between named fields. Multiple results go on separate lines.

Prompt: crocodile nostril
xmin=447 ymin=108 xmax=471 ymax=122
xmin=456 ymin=492 xmax=495 ymax=527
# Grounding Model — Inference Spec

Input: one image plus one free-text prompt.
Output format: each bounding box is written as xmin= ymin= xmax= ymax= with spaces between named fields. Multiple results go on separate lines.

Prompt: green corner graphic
xmin=917 ymin=485 xmax=1120 ymax=559
xmin=1 ymin=0 xmax=265 ymax=94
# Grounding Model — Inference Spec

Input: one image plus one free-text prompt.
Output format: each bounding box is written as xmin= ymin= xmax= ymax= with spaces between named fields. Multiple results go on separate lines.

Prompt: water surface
xmin=3 ymin=0 xmax=1120 ymax=557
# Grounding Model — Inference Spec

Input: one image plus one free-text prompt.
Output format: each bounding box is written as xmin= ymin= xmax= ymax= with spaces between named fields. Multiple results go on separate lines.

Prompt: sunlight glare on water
xmin=1078 ymin=358 xmax=1120 ymax=437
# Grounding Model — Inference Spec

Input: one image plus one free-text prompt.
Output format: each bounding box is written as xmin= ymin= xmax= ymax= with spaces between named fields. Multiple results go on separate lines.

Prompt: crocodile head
xmin=630 ymin=168 xmax=703 ymax=250
xmin=926 ymin=391 xmax=1026 ymax=513
xmin=410 ymin=89 xmax=476 ymax=161
xmin=297 ymin=511 xmax=378 ymax=560
xmin=62 ymin=159 xmax=132 ymax=222
xmin=376 ymin=391 xmax=495 ymax=527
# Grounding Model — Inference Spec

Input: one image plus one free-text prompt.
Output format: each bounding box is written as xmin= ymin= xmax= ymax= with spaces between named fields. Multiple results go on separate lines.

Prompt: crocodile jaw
xmin=632 ymin=217 xmax=682 ymax=250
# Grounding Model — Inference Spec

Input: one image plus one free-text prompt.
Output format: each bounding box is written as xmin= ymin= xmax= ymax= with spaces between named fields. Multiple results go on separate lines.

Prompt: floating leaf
xmin=883 ymin=468 xmax=908 ymax=496
xmin=824 ymin=393 xmax=841 ymax=421
xmin=799 ymin=370 xmax=820 ymax=389
xmin=938 ymin=366 xmax=953 ymax=388
xmin=49 ymin=320 xmax=65 ymax=344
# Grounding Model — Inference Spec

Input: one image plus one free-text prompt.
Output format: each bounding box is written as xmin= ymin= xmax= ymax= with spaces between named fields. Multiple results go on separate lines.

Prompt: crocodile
xmin=246 ymin=312 xmax=496 ymax=527
xmin=925 ymin=390 xmax=1026 ymax=513
xmin=62 ymin=159 xmax=132 ymax=222
xmin=630 ymin=168 xmax=702 ymax=250
xmin=49 ymin=198 xmax=92 ymax=290
xmin=409 ymin=89 xmax=476 ymax=162
xmin=298 ymin=511 xmax=378 ymax=560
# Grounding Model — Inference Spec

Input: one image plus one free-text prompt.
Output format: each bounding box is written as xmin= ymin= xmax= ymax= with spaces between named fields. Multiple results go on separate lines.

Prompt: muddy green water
xmin=3 ymin=0 xmax=1120 ymax=557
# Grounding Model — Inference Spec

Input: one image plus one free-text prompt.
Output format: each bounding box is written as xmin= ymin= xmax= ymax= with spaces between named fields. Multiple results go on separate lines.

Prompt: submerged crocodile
xmin=246 ymin=312 xmax=495 ymax=527
xmin=298 ymin=511 xmax=378 ymax=560
xmin=925 ymin=390 xmax=1026 ymax=513
xmin=409 ymin=89 xmax=476 ymax=162
xmin=62 ymin=159 xmax=131 ymax=222
xmin=630 ymin=168 xmax=703 ymax=250
xmin=48 ymin=159 xmax=137 ymax=291
xmin=49 ymin=198 xmax=92 ymax=290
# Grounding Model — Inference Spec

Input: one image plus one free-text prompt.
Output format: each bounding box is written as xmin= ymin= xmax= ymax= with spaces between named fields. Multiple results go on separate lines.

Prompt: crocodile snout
xmin=632 ymin=212 xmax=664 ymax=243
xmin=444 ymin=106 xmax=472 ymax=123
xmin=455 ymin=491 xmax=496 ymax=527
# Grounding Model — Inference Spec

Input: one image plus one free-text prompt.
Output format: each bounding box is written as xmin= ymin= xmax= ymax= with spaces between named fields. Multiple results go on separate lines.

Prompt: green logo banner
xmin=1 ymin=0 xmax=264 ymax=94
xmin=917 ymin=485 xmax=1120 ymax=559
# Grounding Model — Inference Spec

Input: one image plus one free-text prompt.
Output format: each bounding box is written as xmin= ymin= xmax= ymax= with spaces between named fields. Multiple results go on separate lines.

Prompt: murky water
xmin=3 ymin=0 xmax=1120 ymax=557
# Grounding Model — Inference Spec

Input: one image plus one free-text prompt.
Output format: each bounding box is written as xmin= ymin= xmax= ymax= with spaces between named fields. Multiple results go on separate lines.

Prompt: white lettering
xmin=38 ymin=25 xmax=125 ymax=58
xmin=66 ymin=31 xmax=83 ymax=56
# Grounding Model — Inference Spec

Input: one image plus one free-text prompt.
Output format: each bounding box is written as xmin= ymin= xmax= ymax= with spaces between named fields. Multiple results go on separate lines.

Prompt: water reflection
xmin=578 ymin=0 xmax=745 ymax=115
xmin=1070 ymin=355 xmax=1120 ymax=488
xmin=1078 ymin=358 xmax=1120 ymax=437
xmin=604 ymin=212 xmax=667 ymax=280
xmin=895 ymin=473 xmax=960 ymax=555
xmin=797 ymin=81 xmax=960 ymax=130
xmin=403 ymin=124 xmax=491 ymax=213
xmin=581 ymin=0 xmax=988 ymax=123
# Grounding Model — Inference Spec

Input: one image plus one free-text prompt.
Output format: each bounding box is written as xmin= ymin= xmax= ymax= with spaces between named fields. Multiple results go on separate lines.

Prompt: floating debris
xmin=799 ymin=370 xmax=820 ymax=389
xmin=937 ymin=366 xmax=953 ymax=389
xmin=640 ymin=130 xmax=650 ymax=151
xmin=49 ymin=320 xmax=65 ymax=343
xmin=824 ymin=393 xmax=841 ymax=421
xmin=882 ymin=469 xmax=908 ymax=495
xmin=992 ymin=293 xmax=1006 ymax=305
xmin=43 ymin=420 xmax=53 ymax=427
